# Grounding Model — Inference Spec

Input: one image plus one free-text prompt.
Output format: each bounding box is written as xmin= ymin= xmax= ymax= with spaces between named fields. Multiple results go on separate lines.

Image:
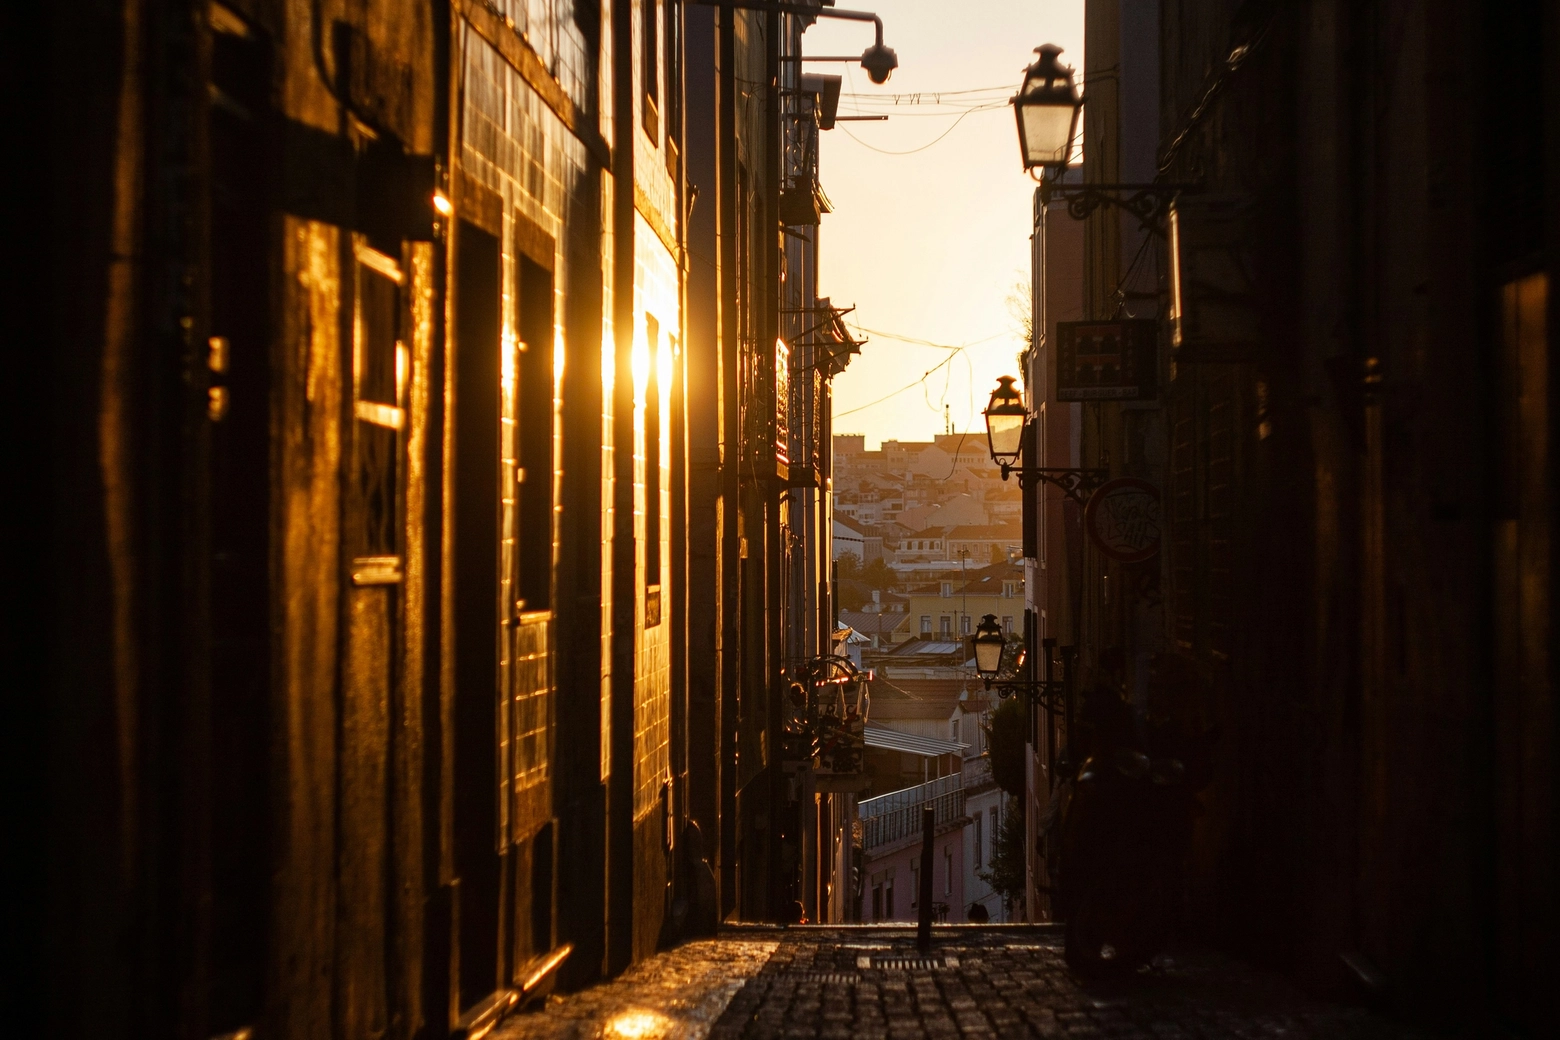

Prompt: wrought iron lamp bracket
xmin=985 ymin=678 xmax=1068 ymax=715
xmin=1037 ymin=181 xmax=1195 ymax=236
xmin=997 ymin=464 xmax=1108 ymax=504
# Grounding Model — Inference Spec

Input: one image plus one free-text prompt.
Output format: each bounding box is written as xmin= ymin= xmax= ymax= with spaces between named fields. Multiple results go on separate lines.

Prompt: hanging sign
xmin=1055 ymin=319 xmax=1159 ymax=400
xmin=1084 ymin=477 xmax=1162 ymax=562
xmin=1167 ymin=194 xmax=1259 ymax=362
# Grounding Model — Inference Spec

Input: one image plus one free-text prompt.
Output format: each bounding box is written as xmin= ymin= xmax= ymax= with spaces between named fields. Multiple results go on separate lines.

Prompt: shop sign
xmin=1056 ymin=319 xmax=1159 ymax=400
xmin=1084 ymin=477 xmax=1162 ymax=562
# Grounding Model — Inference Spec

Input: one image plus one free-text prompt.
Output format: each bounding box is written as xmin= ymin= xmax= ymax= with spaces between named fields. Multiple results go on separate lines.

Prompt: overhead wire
xmin=833 ymin=349 xmax=965 ymax=418
xmin=846 ymin=325 xmax=1009 ymax=351
xmin=836 ymin=105 xmax=1000 ymax=154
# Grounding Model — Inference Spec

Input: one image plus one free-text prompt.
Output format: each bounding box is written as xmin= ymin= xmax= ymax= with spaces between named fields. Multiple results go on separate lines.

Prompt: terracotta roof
xmin=906 ymin=561 xmax=1023 ymax=596
xmin=880 ymin=678 xmax=973 ymax=702
xmin=943 ymin=524 xmax=1023 ymax=539
xmin=834 ymin=514 xmax=873 ymax=535
xmin=866 ymin=678 xmax=976 ymax=720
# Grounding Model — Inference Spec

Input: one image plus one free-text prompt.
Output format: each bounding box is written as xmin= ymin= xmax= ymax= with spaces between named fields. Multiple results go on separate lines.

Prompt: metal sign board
xmin=1084 ymin=477 xmax=1162 ymax=562
xmin=1167 ymin=194 xmax=1259 ymax=363
xmin=1055 ymin=319 xmax=1159 ymax=401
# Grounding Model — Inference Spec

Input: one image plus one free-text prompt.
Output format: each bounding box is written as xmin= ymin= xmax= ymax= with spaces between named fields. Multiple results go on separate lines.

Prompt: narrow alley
xmin=13 ymin=0 xmax=1556 ymax=1038
xmin=494 ymin=928 xmax=1431 ymax=1040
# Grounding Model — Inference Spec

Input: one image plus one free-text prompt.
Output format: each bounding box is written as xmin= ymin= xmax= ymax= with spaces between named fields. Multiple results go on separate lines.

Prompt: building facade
xmin=1021 ymin=0 xmax=1558 ymax=1030
xmin=28 ymin=0 xmax=876 ymax=1035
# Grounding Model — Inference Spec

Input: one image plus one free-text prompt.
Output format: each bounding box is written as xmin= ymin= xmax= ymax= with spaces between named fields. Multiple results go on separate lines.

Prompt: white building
xmin=951 ymin=698 xmax=1008 ymax=922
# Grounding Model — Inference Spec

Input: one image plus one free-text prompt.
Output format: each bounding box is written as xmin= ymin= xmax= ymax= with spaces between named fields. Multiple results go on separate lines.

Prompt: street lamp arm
xmin=985 ymin=677 xmax=1069 ymax=715
xmin=998 ymin=464 xmax=1109 ymax=505
xmin=690 ymin=1 xmax=884 ymax=44
xmin=1037 ymin=181 xmax=1198 ymax=237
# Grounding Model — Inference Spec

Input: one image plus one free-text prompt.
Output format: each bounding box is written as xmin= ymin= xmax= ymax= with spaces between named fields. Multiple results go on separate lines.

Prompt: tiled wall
xmin=459 ymin=6 xmax=681 ymax=812
xmin=479 ymin=0 xmax=592 ymax=110
xmin=631 ymin=210 xmax=678 ymax=820
xmin=460 ymin=21 xmax=597 ymax=804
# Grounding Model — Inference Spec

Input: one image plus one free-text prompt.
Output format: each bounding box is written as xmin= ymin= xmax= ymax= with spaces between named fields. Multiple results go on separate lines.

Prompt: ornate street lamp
xmin=1014 ymin=43 xmax=1193 ymax=233
xmin=983 ymin=376 xmax=1028 ymax=469
xmin=982 ymin=376 xmax=1108 ymax=503
xmin=1012 ymin=45 xmax=1082 ymax=173
xmin=972 ymin=614 xmax=1007 ymax=682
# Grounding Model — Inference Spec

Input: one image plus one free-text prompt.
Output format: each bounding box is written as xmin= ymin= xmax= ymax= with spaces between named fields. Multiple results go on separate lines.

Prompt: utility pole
xmin=917 ymin=806 xmax=934 ymax=952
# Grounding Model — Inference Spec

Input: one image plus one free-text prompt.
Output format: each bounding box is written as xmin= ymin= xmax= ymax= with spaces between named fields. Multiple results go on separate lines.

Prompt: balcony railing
xmin=859 ymin=773 xmax=965 ymax=851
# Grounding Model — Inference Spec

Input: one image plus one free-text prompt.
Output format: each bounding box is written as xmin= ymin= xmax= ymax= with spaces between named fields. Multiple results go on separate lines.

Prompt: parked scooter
xmin=1057 ymin=674 xmax=1205 ymax=976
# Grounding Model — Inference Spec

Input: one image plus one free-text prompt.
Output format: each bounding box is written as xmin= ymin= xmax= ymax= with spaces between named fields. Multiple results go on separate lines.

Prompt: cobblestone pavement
xmin=492 ymin=927 xmax=1436 ymax=1040
xmin=493 ymin=939 xmax=776 ymax=1040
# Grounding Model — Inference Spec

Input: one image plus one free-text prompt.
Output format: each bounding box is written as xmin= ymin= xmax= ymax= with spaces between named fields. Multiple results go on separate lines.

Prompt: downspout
xmin=715 ymin=0 xmax=741 ymax=921
xmin=763 ymin=0 xmax=785 ymax=924
xmin=607 ymin=0 xmax=638 ymax=976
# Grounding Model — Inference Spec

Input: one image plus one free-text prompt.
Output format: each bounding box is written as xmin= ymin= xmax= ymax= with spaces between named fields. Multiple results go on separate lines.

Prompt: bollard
xmin=917 ymin=805 xmax=934 ymax=952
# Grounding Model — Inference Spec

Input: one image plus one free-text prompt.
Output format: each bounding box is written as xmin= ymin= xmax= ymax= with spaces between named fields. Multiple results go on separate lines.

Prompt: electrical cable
xmin=838 ymin=84 xmax=1016 ymax=101
xmin=847 ymin=325 xmax=1008 ymax=351
xmin=834 ymin=350 xmax=965 ymax=418
xmin=836 ymin=104 xmax=1002 ymax=154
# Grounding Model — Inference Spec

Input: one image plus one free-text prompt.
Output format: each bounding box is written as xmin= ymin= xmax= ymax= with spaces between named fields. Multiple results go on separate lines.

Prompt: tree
xmin=861 ymin=556 xmax=894 ymax=592
xmin=835 ymin=550 xmax=862 ymax=583
xmin=984 ymin=694 xmax=1028 ymax=798
xmin=979 ymin=795 xmax=1027 ymax=915
xmin=990 ymin=543 xmax=1007 ymax=565
xmin=1007 ymin=277 xmax=1033 ymax=349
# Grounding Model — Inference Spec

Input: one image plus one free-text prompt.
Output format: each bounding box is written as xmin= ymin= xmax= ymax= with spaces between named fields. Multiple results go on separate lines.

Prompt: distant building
xmin=904 ymin=562 xmax=1025 ymax=641
xmin=899 ymin=494 xmax=990 ymax=533
xmin=858 ymin=774 xmax=968 ymax=925
xmin=893 ymin=526 xmax=947 ymax=565
xmin=950 ymin=695 xmax=1007 ymax=923
xmin=944 ymin=524 xmax=1024 ymax=565
xmin=833 ymin=514 xmax=884 ymax=563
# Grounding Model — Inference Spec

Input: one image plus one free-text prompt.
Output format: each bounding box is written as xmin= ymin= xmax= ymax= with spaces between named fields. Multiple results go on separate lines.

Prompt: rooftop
xmin=863 ymin=724 xmax=967 ymax=757
xmin=837 ymin=611 xmax=912 ymax=636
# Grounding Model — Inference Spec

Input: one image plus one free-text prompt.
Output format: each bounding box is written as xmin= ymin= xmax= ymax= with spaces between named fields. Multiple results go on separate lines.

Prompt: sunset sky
xmin=804 ymin=0 xmax=1084 ymax=449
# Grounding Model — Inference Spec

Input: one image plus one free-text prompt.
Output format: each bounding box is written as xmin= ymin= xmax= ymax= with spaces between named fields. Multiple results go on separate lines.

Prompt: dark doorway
xmin=205 ymin=13 xmax=272 ymax=1036
xmin=453 ymin=220 xmax=503 ymax=1011
xmin=516 ymin=253 xmax=554 ymax=614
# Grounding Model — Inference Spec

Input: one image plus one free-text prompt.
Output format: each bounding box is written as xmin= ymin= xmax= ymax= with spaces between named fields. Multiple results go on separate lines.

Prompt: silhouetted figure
xmin=967 ymin=901 xmax=990 ymax=923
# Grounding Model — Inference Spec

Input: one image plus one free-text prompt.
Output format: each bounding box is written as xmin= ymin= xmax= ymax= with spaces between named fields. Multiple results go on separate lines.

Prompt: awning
xmin=864 ymin=724 xmax=968 ymax=758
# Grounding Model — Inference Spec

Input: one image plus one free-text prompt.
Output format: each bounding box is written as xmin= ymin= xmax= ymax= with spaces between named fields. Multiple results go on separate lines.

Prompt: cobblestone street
xmin=493 ymin=928 xmax=1434 ymax=1040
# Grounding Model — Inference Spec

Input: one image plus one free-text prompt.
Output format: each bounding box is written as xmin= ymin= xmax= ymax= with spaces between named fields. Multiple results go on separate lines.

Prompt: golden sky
xmin=804 ymin=0 xmax=1084 ymax=448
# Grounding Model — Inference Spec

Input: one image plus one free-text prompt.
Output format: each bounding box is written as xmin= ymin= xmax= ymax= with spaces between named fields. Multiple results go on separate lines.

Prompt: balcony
xmin=859 ymin=773 xmax=965 ymax=851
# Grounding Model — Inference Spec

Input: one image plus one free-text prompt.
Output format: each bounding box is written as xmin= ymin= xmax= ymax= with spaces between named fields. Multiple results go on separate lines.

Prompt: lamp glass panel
xmin=1020 ymin=103 xmax=1076 ymax=166
xmin=974 ymin=638 xmax=1004 ymax=677
xmin=987 ymin=412 xmax=1026 ymax=461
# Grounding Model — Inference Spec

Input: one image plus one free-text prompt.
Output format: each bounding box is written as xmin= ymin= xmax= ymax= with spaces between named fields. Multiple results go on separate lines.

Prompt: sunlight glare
xmin=602 ymin=1009 xmax=674 ymax=1040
